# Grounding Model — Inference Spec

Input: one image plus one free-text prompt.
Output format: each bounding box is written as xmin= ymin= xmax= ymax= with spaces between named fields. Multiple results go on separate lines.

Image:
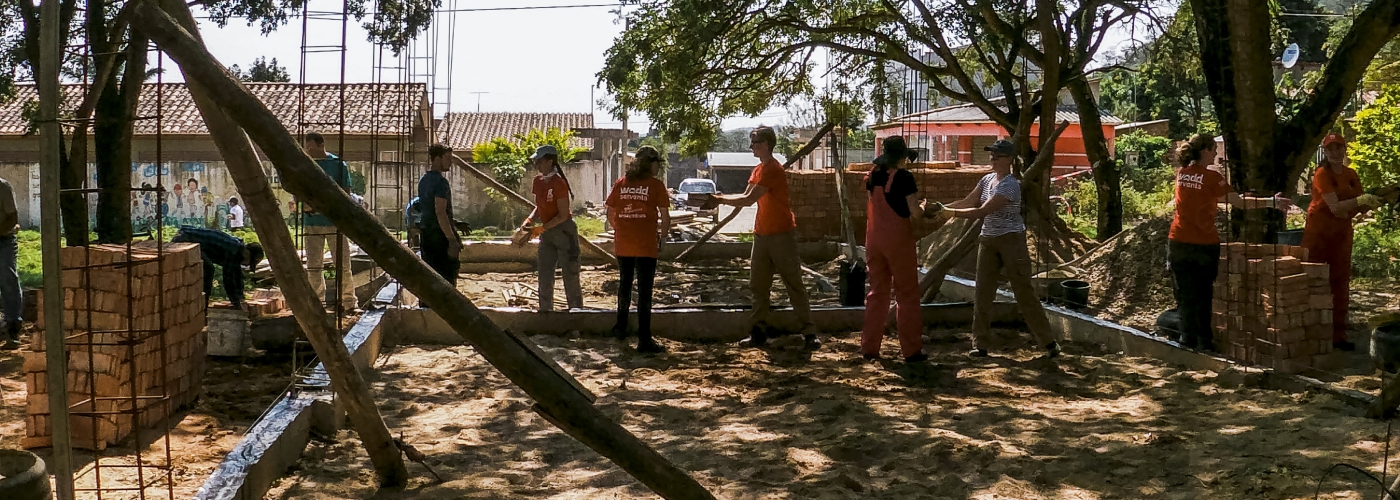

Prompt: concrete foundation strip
xmin=937 ymin=274 xmax=1379 ymax=410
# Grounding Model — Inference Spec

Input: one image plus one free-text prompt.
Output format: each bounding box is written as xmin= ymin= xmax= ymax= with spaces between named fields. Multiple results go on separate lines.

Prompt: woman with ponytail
xmin=605 ymin=146 xmax=671 ymax=353
xmin=516 ymin=145 xmax=583 ymax=312
xmin=1167 ymin=134 xmax=1292 ymax=352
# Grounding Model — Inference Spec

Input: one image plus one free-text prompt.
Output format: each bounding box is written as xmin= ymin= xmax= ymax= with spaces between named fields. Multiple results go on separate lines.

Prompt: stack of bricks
xmin=1212 ymin=243 xmax=1333 ymax=373
xmin=785 ymin=167 xmax=990 ymax=243
xmin=23 ymin=242 xmax=207 ymax=449
xmin=213 ymin=288 xmax=288 ymax=318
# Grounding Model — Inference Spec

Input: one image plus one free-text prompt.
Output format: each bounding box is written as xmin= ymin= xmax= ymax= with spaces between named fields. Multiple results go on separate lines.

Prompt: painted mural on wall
xmin=124 ymin=162 xmax=238 ymax=232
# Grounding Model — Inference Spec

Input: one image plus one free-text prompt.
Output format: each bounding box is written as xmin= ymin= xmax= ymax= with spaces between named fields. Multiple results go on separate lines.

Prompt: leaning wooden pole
xmin=451 ymin=156 xmax=619 ymax=267
xmin=151 ymin=0 xmax=409 ymax=485
xmin=131 ymin=6 xmax=715 ymax=498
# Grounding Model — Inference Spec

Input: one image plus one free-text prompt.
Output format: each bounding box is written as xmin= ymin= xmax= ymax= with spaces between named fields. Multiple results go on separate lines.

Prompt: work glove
xmin=1358 ymin=193 xmax=1384 ymax=208
xmin=922 ymin=200 xmax=947 ymax=219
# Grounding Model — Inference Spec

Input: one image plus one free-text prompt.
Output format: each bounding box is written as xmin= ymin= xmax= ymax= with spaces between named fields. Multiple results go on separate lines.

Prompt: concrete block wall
xmin=24 ymin=242 xmax=207 ymax=449
xmin=1212 ymin=243 xmax=1332 ymax=373
xmin=786 ymin=167 xmax=989 ymax=243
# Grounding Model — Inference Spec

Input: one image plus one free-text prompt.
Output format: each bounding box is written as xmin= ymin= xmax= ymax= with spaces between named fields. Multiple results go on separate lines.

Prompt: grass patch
xmin=575 ymin=215 xmax=605 ymax=240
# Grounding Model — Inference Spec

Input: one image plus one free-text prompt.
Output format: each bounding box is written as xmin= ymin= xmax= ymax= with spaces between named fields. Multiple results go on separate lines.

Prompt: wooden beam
xmin=131 ymin=5 xmax=715 ymax=499
xmin=451 ymin=155 xmax=618 ymax=267
xmin=149 ymin=0 xmax=409 ymax=486
xmin=673 ymin=208 xmax=742 ymax=262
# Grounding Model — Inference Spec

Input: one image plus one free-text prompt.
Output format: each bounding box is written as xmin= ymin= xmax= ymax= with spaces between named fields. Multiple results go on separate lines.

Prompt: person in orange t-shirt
xmin=515 ymin=145 xmax=583 ymax=312
xmin=712 ymin=126 xmax=817 ymax=349
xmin=1302 ymin=134 xmax=1384 ymax=351
xmin=605 ymin=146 xmax=671 ymax=353
xmin=1167 ymin=135 xmax=1292 ymax=352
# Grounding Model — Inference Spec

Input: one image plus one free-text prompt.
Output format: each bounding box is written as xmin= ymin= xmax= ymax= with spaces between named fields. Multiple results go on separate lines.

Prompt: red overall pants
xmin=861 ymin=172 xmax=924 ymax=358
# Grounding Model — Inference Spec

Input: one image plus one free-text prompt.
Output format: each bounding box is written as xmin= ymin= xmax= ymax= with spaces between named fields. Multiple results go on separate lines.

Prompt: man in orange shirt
xmin=714 ymin=126 xmax=818 ymax=349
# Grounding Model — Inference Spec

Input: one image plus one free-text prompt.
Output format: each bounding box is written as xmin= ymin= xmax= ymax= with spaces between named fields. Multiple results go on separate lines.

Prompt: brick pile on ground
xmin=786 ymin=167 xmax=988 ymax=243
xmin=1213 ymin=243 xmax=1333 ymax=373
xmin=23 ymin=242 xmax=207 ymax=449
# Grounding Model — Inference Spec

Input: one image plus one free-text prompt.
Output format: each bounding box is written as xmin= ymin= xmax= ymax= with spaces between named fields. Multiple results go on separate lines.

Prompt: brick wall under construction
xmin=1213 ymin=243 xmax=1333 ymax=373
xmin=786 ymin=167 xmax=989 ymax=243
xmin=23 ymin=242 xmax=207 ymax=450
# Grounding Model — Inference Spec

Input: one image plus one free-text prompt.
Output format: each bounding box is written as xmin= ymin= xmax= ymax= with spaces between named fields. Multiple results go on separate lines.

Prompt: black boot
xmin=739 ymin=323 xmax=770 ymax=348
xmin=636 ymin=334 xmax=665 ymax=354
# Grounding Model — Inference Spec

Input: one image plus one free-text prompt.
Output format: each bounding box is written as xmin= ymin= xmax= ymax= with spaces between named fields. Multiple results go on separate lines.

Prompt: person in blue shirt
xmin=300 ymin=132 xmax=357 ymax=311
xmin=418 ymin=144 xmax=460 ymax=285
xmin=172 ymin=226 xmax=264 ymax=309
xmin=405 ymin=196 xmax=423 ymax=248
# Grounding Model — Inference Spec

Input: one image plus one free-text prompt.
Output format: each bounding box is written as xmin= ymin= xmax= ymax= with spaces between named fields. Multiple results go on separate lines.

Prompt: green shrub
xmin=1353 ymin=206 xmax=1400 ymax=280
xmin=1114 ymin=131 xmax=1175 ymax=192
xmin=17 ymin=230 xmax=41 ymax=289
xmin=1350 ymin=84 xmax=1400 ymax=189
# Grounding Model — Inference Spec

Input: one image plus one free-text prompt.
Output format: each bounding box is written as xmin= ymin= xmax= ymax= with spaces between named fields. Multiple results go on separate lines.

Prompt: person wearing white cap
xmin=514 ymin=145 xmax=583 ymax=311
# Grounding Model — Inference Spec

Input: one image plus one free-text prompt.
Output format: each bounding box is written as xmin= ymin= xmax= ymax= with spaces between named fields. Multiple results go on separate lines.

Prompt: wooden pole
xmin=151 ymin=0 xmax=409 ymax=485
xmin=450 ymin=155 xmax=618 ymax=267
xmin=38 ymin=0 xmax=76 ymax=494
xmin=131 ymin=7 xmax=715 ymax=498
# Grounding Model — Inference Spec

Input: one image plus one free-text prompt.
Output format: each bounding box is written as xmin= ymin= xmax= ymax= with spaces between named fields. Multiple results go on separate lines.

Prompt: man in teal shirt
xmin=301 ymin=132 xmax=357 ymax=311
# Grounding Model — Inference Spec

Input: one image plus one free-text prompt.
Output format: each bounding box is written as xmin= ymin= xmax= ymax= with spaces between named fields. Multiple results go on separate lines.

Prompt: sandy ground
xmin=265 ymin=330 xmax=1397 ymax=499
xmin=0 ymin=328 xmax=318 ymax=498
xmin=456 ymin=259 xmax=845 ymax=311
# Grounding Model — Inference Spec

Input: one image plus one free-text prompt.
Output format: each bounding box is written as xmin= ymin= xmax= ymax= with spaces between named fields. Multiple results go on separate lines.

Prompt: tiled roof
xmin=875 ymin=99 xmax=1124 ymax=128
xmin=439 ymin=112 xmax=594 ymax=151
xmin=0 ymin=83 xmax=428 ymax=136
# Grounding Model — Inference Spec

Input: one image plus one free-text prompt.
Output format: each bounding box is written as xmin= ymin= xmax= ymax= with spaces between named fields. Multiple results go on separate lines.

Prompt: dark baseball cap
xmin=984 ymin=139 xmax=1015 ymax=156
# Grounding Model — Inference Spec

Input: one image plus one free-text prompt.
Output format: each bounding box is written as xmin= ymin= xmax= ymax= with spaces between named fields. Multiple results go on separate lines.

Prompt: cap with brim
xmin=529 ymin=145 xmax=559 ymax=161
xmin=1322 ymin=134 xmax=1346 ymax=148
xmin=984 ymin=139 xmax=1015 ymax=156
xmin=873 ymin=136 xmax=918 ymax=167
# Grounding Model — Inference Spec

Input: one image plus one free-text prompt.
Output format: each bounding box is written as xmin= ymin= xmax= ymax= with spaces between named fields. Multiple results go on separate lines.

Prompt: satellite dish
xmin=1282 ymin=43 xmax=1301 ymax=69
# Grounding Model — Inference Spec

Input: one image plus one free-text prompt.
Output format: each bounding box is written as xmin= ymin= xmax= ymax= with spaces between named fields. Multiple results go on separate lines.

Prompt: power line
xmin=425 ymin=3 xmax=620 ymax=13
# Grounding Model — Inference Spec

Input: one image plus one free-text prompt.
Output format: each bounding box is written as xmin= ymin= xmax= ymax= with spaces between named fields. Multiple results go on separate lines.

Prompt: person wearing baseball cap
xmin=858 ymin=136 xmax=947 ymax=363
xmin=1303 ymin=133 xmax=1384 ymax=351
xmin=939 ymin=138 xmax=1060 ymax=359
xmin=515 ymin=144 xmax=584 ymax=312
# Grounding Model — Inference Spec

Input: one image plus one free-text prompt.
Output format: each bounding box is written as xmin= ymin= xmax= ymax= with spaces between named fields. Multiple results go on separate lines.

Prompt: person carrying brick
xmin=942 ymin=138 xmax=1060 ymax=358
xmin=860 ymin=136 xmax=950 ymax=363
xmin=1302 ymin=133 xmax=1386 ymax=352
xmin=713 ymin=126 xmax=819 ymax=349
xmin=0 ymin=176 xmax=20 ymax=350
xmin=300 ymin=132 xmax=358 ymax=312
xmin=606 ymin=146 xmax=671 ymax=353
xmin=1166 ymin=134 xmax=1292 ymax=352
xmin=514 ymin=145 xmax=583 ymax=312
xmin=172 ymin=226 xmax=264 ymax=310
xmin=418 ymin=144 xmax=462 ymax=287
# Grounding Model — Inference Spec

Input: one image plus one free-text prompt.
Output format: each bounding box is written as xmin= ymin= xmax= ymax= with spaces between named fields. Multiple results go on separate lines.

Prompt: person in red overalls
xmin=1302 ymin=133 xmax=1384 ymax=351
xmin=860 ymin=136 xmax=942 ymax=363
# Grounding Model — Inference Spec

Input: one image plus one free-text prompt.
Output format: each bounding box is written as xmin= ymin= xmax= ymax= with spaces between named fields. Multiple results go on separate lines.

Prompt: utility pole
xmin=468 ymin=91 xmax=487 ymax=112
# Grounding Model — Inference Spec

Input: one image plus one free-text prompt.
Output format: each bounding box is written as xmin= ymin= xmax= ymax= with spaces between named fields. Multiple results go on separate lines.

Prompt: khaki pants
xmin=305 ymin=225 xmax=357 ymax=310
xmin=972 ymin=231 xmax=1054 ymax=349
xmin=750 ymin=230 xmax=812 ymax=330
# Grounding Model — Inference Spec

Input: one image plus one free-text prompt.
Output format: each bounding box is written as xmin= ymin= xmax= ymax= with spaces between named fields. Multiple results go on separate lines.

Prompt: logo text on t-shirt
xmin=1178 ymin=172 xmax=1206 ymax=190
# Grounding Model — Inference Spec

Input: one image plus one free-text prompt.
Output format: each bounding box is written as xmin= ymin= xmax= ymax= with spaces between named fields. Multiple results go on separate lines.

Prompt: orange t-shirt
xmin=532 ymin=174 xmax=571 ymax=225
xmin=1306 ymin=163 xmax=1364 ymax=223
xmin=749 ymin=158 xmax=795 ymax=236
xmin=1169 ymin=164 xmax=1232 ymax=245
xmin=606 ymin=177 xmax=669 ymax=258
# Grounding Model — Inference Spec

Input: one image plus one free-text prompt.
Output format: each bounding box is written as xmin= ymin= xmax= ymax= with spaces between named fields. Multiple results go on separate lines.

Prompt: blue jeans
xmin=0 ymin=234 xmax=21 ymax=325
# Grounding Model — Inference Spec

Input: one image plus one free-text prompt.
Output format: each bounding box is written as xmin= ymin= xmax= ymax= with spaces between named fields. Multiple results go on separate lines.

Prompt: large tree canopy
xmin=600 ymin=0 xmax=1149 ymax=238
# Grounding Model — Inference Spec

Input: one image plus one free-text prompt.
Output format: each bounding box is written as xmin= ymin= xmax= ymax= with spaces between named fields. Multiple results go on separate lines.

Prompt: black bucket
xmin=838 ymin=260 xmax=866 ymax=307
xmin=1155 ymin=308 xmax=1182 ymax=338
xmin=1061 ymin=280 xmax=1090 ymax=309
xmin=1277 ymin=229 xmax=1304 ymax=246
xmin=0 ymin=449 xmax=51 ymax=500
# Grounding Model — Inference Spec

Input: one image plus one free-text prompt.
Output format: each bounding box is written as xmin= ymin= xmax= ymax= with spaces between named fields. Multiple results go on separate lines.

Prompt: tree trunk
xmin=58 ymin=143 xmax=88 ymax=246
xmin=94 ymin=31 xmax=145 ymax=244
xmin=149 ymin=0 xmax=410 ymax=486
xmin=133 ymin=5 xmax=716 ymax=498
xmin=1068 ymin=78 xmax=1121 ymax=239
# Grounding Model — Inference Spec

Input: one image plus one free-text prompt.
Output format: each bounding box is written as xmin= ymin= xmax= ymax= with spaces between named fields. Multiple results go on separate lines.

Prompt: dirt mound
xmin=1063 ymin=216 xmax=1174 ymax=330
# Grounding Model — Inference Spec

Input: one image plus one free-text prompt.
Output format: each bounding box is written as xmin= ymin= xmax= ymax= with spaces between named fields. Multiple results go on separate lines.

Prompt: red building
xmin=872 ymin=101 xmax=1121 ymax=178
